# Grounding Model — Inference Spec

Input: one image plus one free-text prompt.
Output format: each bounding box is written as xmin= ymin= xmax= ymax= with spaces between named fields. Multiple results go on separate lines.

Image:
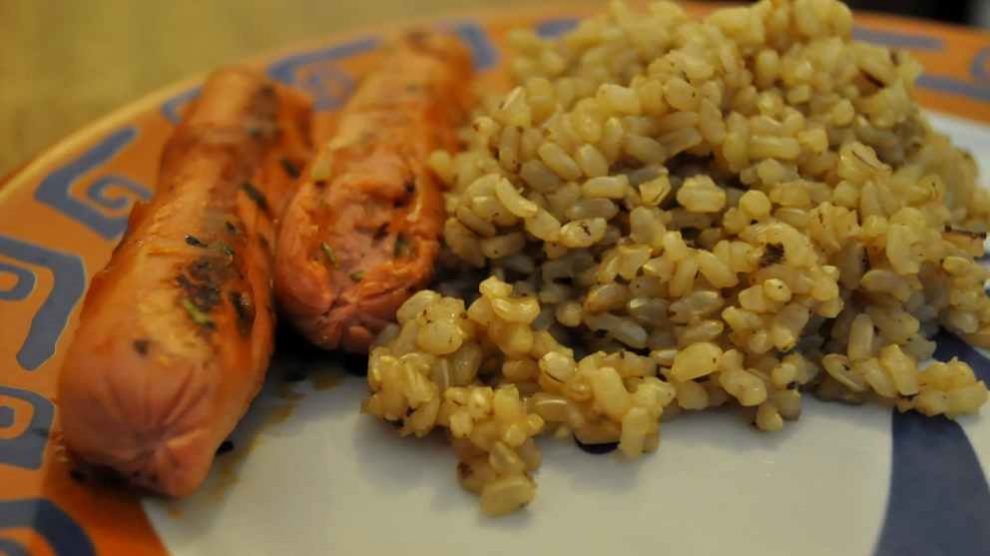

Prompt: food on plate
xmin=58 ymin=68 xmax=312 ymax=496
xmin=52 ymin=0 xmax=989 ymax=517
xmin=364 ymin=0 xmax=990 ymax=514
xmin=275 ymin=32 xmax=473 ymax=353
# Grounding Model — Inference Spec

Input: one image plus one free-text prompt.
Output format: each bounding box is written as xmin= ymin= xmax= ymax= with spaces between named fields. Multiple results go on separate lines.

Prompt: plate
xmin=1 ymin=5 xmax=989 ymax=555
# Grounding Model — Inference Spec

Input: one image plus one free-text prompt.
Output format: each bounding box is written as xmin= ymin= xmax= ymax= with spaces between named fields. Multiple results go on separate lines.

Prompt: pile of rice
xmin=364 ymin=0 xmax=990 ymax=515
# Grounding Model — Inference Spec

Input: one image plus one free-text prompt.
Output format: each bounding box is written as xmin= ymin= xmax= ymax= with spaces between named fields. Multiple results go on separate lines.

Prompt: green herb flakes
xmin=181 ymin=298 xmax=215 ymax=329
xmin=321 ymin=242 xmax=338 ymax=267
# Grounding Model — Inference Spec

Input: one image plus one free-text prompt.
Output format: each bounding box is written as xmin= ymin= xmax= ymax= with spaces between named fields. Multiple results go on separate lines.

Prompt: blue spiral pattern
xmin=268 ymin=37 xmax=380 ymax=111
xmin=86 ymin=174 xmax=151 ymax=212
xmin=0 ymin=499 xmax=95 ymax=556
xmin=0 ymin=386 xmax=53 ymax=470
xmin=535 ymin=18 xmax=578 ymax=38
xmin=34 ymin=127 xmax=150 ymax=240
xmin=971 ymin=47 xmax=990 ymax=83
xmin=0 ymin=235 xmax=85 ymax=371
xmin=161 ymin=86 xmax=201 ymax=125
xmin=450 ymin=21 xmax=498 ymax=70
xmin=0 ymin=261 xmax=35 ymax=301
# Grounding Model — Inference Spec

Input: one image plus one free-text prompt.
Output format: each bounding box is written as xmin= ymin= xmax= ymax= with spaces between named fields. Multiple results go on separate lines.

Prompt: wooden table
xmin=0 ymin=0 xmax=546 ymax=177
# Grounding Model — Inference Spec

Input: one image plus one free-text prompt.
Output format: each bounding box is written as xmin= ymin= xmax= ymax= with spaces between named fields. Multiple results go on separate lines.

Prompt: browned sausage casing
xmin=275 ymin=33 xmax=473 ymax=352
xmin=57 ymin=68 xmax=311 ymax=496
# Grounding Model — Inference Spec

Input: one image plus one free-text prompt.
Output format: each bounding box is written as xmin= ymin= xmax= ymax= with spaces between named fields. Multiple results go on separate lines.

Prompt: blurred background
xmin=1 ymin=0 xmax=987 ymax=178
xmin=849 ymin=0 xmax=990 ymax=29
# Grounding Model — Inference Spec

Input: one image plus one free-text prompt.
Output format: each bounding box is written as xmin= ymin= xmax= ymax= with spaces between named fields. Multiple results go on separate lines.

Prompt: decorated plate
xmin=1 ymin=4 xmax=989 ymax=555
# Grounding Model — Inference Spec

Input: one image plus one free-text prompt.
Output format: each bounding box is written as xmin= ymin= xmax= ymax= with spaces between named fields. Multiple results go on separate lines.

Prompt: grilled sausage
xmin=275 ymin=32 xmax=472 ymax=352
xmin=57 ymin=68 xmax=312 ymax=496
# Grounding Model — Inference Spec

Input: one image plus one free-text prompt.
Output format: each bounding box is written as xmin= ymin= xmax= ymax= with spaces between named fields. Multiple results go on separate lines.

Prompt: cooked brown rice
xmin=364 ymin=0 xmax=990 ymax=515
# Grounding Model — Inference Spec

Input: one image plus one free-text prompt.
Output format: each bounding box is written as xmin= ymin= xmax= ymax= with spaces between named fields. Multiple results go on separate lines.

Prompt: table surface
xmin=0 ymin=0 xmax=547 ymax=178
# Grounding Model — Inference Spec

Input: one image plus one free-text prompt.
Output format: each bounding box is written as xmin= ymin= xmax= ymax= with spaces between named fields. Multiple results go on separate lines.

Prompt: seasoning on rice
xmin=365 ymin=0 xmax=990 ymax=515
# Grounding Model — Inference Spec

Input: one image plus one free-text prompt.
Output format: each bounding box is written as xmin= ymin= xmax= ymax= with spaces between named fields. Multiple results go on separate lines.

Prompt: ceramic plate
xmin=2 ymin=5 xmax=989 ymax=555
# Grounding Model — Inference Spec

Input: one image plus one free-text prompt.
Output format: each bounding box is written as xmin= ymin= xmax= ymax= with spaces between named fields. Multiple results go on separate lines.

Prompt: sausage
xmin=57 ymin=68 xmax=312 ymax=496
xmin=275 ymin=32 xmax=472 ymax=352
